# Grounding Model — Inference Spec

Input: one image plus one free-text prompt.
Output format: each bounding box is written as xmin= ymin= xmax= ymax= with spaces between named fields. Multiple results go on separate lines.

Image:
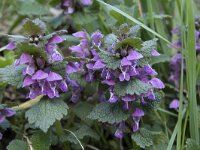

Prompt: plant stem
xmin=54 ymin=120 xmax=69 ymax=150
xmin=181 ymin=107 xmax=189 ymax=150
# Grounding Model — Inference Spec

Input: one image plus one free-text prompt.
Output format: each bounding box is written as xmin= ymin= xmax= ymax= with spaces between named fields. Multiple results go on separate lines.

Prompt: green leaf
xmin=17 ymin=1 xmax=49 ymax=16
xmin=185 ymin=139 xmax=200 ymax=150
xmin=50 ymin=61 xmax=68 ymax=77
xmin=138 ymin=38 xmax=158 ymax=57
xmin=104 ymin=34 xmax=119 ymax=48
xmin=5 ymin=35 xmax=28 ymax=43
xmin=137 ymin=57 xmax=151 ymax=67
xmin=73 ymin=102 xmax=93 ymax=120
xmin=87 ymin=102 xmax=129 ymax=124
xmin=131 ymin=128 xmax=167 ymax=149
xmin=114 ymin=79 xmax=152 ymax=96
xmin=16 ymin=43 xmax=47 ymax=60
xmin=21 ymin=19 xmax=44 ymax=36
xmin=63 ymin=125 xmax=99 ymax=144
xmin=25 ymin=99 xmax=68 ymax=132
xmin=115 ymin=37 xmax=143 ymax=50
xmin=128 ymin=25 xmax=141 ymax=37
xmin=0 ymin=51 xmax=15 ymax=68
xmin=98 ymin=50 xmax=121 ymax=69
xmin=7 ymin=140 xmax=29 ymax=150
xmin=31 ymin=132 xmax=51 ymax=150
xmin=150 ymin=54 xmax=170 ymax=65
xmin=0 ymin=65 xmax=25 ymax=88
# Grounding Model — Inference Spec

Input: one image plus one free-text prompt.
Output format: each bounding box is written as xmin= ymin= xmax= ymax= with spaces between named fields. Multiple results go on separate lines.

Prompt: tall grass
xmin=185 ymin=0 xmax=199 ymax=144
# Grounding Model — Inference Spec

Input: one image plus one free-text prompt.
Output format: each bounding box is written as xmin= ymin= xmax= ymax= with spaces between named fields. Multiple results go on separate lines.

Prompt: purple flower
xmin=151 ymin=50 xmax=160 ymax=56
xmin=121 ymin=57 xmax=131 ymax=66
xmin=0 ymin=108 xmax=15 ymax=123
xmin=102 ymin=79 xmax=115 ymax=86
xmin=32 ymin=70 xmax=48 ymax=80
xmin=45 ymin=35 xmax=64 ymax=63
xmin=114 ymin=129 xmax=123 ymax=139
xmin=72 ymin=31 xmax=87 ymax=38
xmin=119 ymin=66 xmax=131 ymax=81
xmin=47 ymin=72 xmax=63 ymax=81
xmin=108 ymin=89 xmax=118 ymax=103
xmin=142 ymin=65 xmax=157 ymax=76
xmin=58 ymin=80 xmax=68 ymax=92
xmin=19 ymin=53 xmax=33 ymax=64
xmin=169 ymin=99 xmax=179 ymax=109
xmin=127 ymin=50 xmax=143 ymax=60
xmin=122 ymin=95 xmax=136 ymax=109
xmin=51 ymin=50 xmax=63 ymax=62
xmin=23 ymin=64 xmax=36 ymax=76
xmin=93 ymin=60 xmax=106 ymax=70
xmin=23 ymin=76 xmax=35 ymax=87
xmin=6 ymin=42 xmax=16 ymax=50
xmin=61 ymin=0 xmax=74 ymax=14
xmin=29 ymin=83 xmax=42 ymax=99
xmin=149 ymin=78 xmax=165 ymax=89
xmin=91 ymin=31 xmax=103 ymax=47
xmin=66 ymin=62 xmax=80 ymax=74
xmin=132 ymin=108 xmax=144 ymax=118
xmin=146 ymin=90 xmax=156 ymax=100
xmin=132 ymin=108 xmax=144 ymax=132
xmin=169 ymin=53 xmax=182 ymax=88
xmin=0 ymin=108 xmax=15 ymax=140
xmin=49 ymin=35 xmax=64 ymax=44
xmin=80 ymin=0 xmax=92 ymax=6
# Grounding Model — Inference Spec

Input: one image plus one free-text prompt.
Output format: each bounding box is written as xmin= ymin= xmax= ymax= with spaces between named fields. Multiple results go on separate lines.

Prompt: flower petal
xmin=132 ymin=108 xmax=144 ymax=117
xmin=121 ymin=57 xmax=131 ymax=66
xmin=127 ymin=50 xmax=143 ymax=60
xmin=32 ymin=70 xmax=48 ymax=80
xmin=23 ymin=76 xmax=35 ymax=87
xmin=47 ymin=72 xmax=63 ymax=81
xmin=2 ymin=108 xmax=16 ymax=117
xmin=169 ymin=99 xmax=179 ymax=109
xmin=151 ymin=50 xmax=160 ymax=56
xmin=49 ymin=35 xmax=64 ymax=44
xmin=149 ymin=78 xmax=165 ymax=89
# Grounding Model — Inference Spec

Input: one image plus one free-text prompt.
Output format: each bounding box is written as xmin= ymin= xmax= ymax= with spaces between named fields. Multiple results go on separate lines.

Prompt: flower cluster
xmin=0 ymin=107 xmax=15 ymax=140
xmin=14 ymin=35 xmax=68 ymax=99
xmin=170 ymin=24 xmax=200 ymax=88
xmin=169 ymin=20 xmax=200 ymax=109
xmin=68 ymin=24 xmax=165 ymax=138
xmin=2 ymin=19 xmax=165 ymax=139
xmin=59 ymin=0 xmax=92 ymax=15
xmin=66 ymin=31 xmax=104 ymax=102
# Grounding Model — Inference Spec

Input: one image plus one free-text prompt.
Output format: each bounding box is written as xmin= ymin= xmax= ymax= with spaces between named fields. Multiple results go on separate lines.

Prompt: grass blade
xmin=95 ymin=0 xmax=172 ymax=45
xmin=167 ymin=109 xmax=186 ymax=150
xmin=65 ymin=129 xmax=85 ymax=150
xmin=186 ymin=0 xmax=199 ymax=144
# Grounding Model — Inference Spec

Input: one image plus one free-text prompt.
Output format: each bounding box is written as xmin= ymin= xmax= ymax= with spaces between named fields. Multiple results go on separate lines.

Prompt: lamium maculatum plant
xmin=0 ymin=19 xmax=165 ymax=149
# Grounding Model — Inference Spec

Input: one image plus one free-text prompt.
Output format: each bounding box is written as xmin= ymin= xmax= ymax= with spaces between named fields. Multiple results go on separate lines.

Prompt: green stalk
xmin=95 ymin=0 xmax=172 ymax=45
xmin=176 ymin=50 xmax=184 ymax=150
xmin=147 ymin=0 xmax=155 ymax=31
xmin=12 ymin=95 xmax=43 ymax=111
xmin=181 ymin=107 xmax=189 ymax=149
xmin=54 ymin=120 xmax=69 ymax=149
xmin=167 ymin=109 xmax=186 ymax=150
xmin=186 ymin=0 xmax=199 ymax=144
